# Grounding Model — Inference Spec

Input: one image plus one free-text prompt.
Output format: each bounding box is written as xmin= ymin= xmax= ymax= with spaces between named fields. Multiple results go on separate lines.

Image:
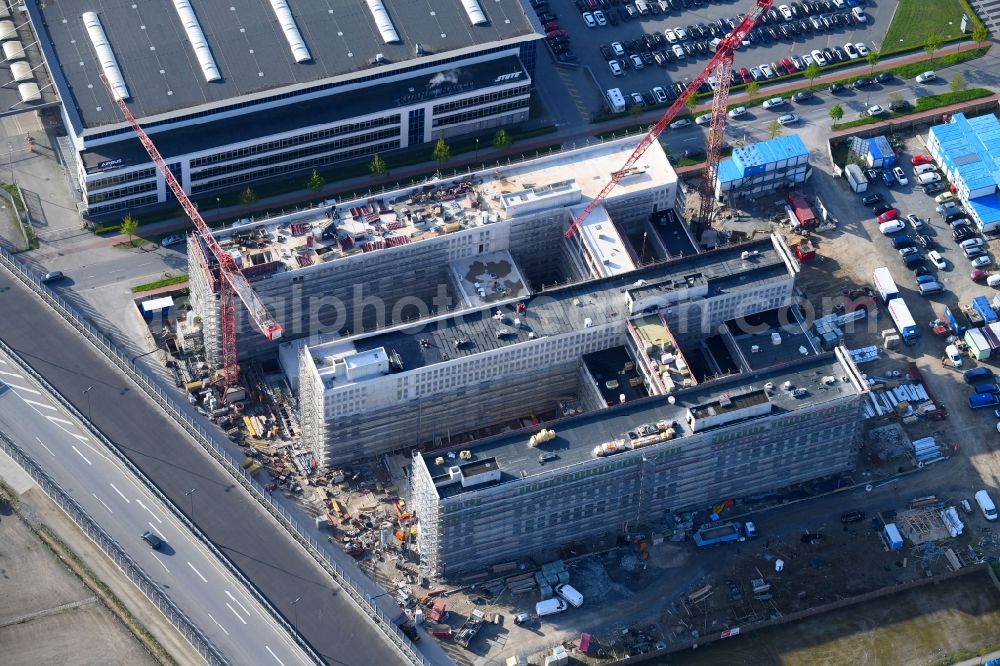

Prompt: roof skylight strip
xmin=460 ymin=0 xmax=489 ymax=26
xmin=364 ymin=0 xmax=401 ymax=44
xmin=171 ymin=0 xmax=222 ymax=83
xmin=82 ymin=12 xmax=130 ymax=101
xmin=268 ymin=0 xmax=312 ymax=63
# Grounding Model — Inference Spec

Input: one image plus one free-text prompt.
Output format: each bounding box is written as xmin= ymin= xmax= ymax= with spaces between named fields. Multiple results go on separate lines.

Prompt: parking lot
xmin=536 ymin=0 xmax=898 ymax=112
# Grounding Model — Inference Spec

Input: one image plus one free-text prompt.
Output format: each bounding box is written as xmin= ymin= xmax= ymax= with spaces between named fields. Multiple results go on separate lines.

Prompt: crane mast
xmin=565 ymin=0 xmax=773 ymax=240
xmin=98 ymin=74 xmax=283 ymax=388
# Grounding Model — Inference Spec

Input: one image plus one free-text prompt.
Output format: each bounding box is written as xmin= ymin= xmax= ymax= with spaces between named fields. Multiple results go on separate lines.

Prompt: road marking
xmin=46 ymin=415 xmax=73 ymax=425
xmin=35 ymin=437 xmax=55 ymax=457
xmin=136 ymin=499 xmax=162 ymax=523
xmin=71 ymin=445 xmax=92 ymax=465
xmin=265 ymin=646 xmax=286 ymax=665
xmin=207 ymin=613 xmax=230 ymax=636
xmin=6 ymin=383 xmax=40 ymax=394
xmin=226 ymin=602 xmax=248 ymax=625
xmin=187 ymin=561 xmax=208 ymax=583
xmin=92 ymin=493 xmax=113 ymax=513
xmin=225 ymin=590 xmax=251 ymax=617
xmin=71 ymin=433 xmax=90 ymax=442
xmin=0 ymin=370 xmax=23 ymax=378
xmin=152 ymin=553 xmax=170 ymax=573
xmin=109 ymin=483 xmax=130 ymax=503
xmin=23 ymin=399 xmax=56 ymax=411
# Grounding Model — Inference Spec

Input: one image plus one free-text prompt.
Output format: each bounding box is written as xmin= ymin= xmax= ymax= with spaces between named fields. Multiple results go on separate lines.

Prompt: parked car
xmin=810 ymin=49 xmax=827 ymax=66
xmin=840 ymin=510 xmax=866 ymax=524
xmin=876 ymin=209 xmax=899 ymax=223
xmin=972 ymin=269 xmax=990 ymax=282
xmin=904 ymin=214 xmax=924 ymax=231
xmin=852 ymin=78 xmax=872 ymax=89
xmin=829 ymin=83 xmax=846 ymax=93
xmin=923 ymin=181 xmax=946 ymax=194
xmin=917 ymin=172 xmax=942 ymax=185
xmin=973 ymin=255 xmax=993 ymax=268
xmin=762 ymin=97 xmax=786 ymax=110
xmin=889 ymin=98 xmax=913 ymax=112
xmin=582 ymin=12 xmax=596 ymax=27
xmin=893 ymin=166 xmax=908 ymax=185
xmin=866 ymin=104 xmax=887 ymax=117
xmin=161 ymin=234 xmax=185 ymax=247
xmin=965 ymin=367 xmax=995 ymax=384
xmin=953 ymin=225 xmax=976 ymax=242
xmin=875 ymin=72 xmax=893 ymax=84
xmin=669 ymin=118 xmax=693 ymax=129
xmin=792 ymin=91 xmax=813 ymax=102
xmin=728 ymin=106 xmax=748 ymax=118
xmin=928 ymin=250 xmax=947 ymax=269
xmin=935 ymin=192 xmax=955 ymax=204
xmin=777 ymin=113 xmax=799 ymax=125
xmin=861 ymin=193 xmax=883 ymax=206
xmin=41 ymin=271 xmax=65 ymax=283
xmin=608 ymin=59 xmax=623 ymax=76
xmin=912 ymin=155 xmax=933 ymax=166
xmin=915 ymin=70 xmax=937 ymax=83
xmin=879 ymin=220 xmax=905 ymax=235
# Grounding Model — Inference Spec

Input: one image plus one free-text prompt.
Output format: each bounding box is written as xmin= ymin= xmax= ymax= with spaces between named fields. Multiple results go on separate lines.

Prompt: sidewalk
xmin=69 ymin=40 xmax=985 ymax=250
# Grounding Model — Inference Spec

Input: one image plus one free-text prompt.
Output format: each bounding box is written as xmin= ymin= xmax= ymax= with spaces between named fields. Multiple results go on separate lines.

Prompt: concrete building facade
xmin=410 ymin=348 xmax=867 ymax=578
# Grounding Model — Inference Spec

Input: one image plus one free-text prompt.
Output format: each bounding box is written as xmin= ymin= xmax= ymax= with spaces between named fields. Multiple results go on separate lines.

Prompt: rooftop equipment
xmin=171 ymin=0 xmax=222 ymax=82
xmin=365 ymin=0 xmax=401 ymax=43
xmin=268 ymin=0 xmax=312 ymax=63
xmin=461 ymin=0 xmax=489 ymax=25
xmin=82 ymin=12 xmax=129 ymax=100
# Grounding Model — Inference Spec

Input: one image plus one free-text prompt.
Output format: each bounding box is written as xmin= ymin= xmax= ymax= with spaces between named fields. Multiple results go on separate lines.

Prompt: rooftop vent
xmin=171 ymin=0 xmax=222 ymax=82
xmin=82 ymin=12 xmax=129 ymax=100
xmin=365 ymin=0 xmax=401 ymax=44
xmin=268 ymin=0 xmax=312 ymax=63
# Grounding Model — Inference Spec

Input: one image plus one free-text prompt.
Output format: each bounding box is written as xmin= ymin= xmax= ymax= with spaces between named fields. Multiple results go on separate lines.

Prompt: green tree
xmin=865 ymin=49 xmax=880 ymax=75
xmin=120 ymin=214 xmax=139 ymax=247
xmin=745 ymin=81 xmax=759 ymax=98
xmin=973 ymin=24 xmax=989 ymax=48
xmin=432 ymin=138 xmax=451 ymax=163
xmin=307 ymin=169 xmax=325 ymax=192
xmin=950 ymin=73 xmax=967 ymax=92
xmin=828 ymin=103 xmax=844 ymax=124
xmin=492 ymin=129 xmax=512 ymax=150
xmin=804 ymin=63 xmax=821 ymax=86
xmin=369 ymin=153 xmax=387 ymax=177
xmin=924 ymin=33 xmax=943 ymax=57
xmin=685 ymin=94 xmax=699 ymax=112
xmin=767 ymin=118 xmax=782 ymax=139
xmin=239 ymin=187 xmax=257 ymax=207
xmin=629 ymin=103 xmax=644 ymax=119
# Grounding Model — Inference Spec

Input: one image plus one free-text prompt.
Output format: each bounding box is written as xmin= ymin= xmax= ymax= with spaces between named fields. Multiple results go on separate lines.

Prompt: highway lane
xmin=0 ymin=266 xmax=409 ymax=665
xmin=0 ymin=358 xmax=310 ymax=666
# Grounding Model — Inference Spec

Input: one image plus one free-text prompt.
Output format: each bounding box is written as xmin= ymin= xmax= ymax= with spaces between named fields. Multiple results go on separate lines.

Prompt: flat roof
xmin=930 ymin=113 xmax=1000 ymax=193
xmin=720 ymin=134 xmax=809 ymax=182
xmin=424 ymin=351 xmax=862 ymax=498
xmin=203 ymin=138 xmax=675 ymax=276
xmin=308 ymin=237 xmax=791 ymax=383
xmin=37 ymin=0 xmax=539 ymax=131
xmin=727 ymin=309 xmax=819 ymax=371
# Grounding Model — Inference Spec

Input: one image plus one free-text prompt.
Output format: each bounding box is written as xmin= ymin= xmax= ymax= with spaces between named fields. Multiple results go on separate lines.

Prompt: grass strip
xmin=832 ymin=87 xmax=993 ymax=130
xmin=131 ymin=275 xmax=188 ymax=293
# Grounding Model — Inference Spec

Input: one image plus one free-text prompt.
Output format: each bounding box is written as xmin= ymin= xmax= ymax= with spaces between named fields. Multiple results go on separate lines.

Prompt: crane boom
xmin=99 ymin=73 xmax=282 ymax=387
xmin=565 ymin=0 xmax=773 ymax=240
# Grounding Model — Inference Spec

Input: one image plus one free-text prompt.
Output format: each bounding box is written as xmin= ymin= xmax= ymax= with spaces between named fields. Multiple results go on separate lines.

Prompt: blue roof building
xmin=927 ymin=113 xmax=1000 ymax=233
xmin=715 ymin=135 xmax=809 ymax=200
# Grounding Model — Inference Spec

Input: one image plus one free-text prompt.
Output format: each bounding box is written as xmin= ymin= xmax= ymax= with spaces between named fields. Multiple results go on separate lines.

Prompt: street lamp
xmin=7 ymin=143 xmax=12 ymax=184
xmin=82 ymin=386 xmax=93 ymax=422
xmin=290 ymin=595 xmax=302 ymax=630
xmin=475 ymin=138 xmax=479 ymax=162
xmin=184 ymin=488 xmax=197 ymax=519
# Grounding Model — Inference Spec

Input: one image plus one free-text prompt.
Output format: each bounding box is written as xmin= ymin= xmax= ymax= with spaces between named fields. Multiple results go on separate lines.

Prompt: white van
xmin=917 ymin=172 xmax=942 ymax=185
xmin=988 ymin=274 xmax=1000 ymax=288
xmin=535 ymin=597 xmax=568 ymax=616
xmin=555 ymin=584 xmax=584 ymax=608
xmin=606 ymin=88 xmax=626 ymax=113
xmin=946 ymin=344 xmax=963 ymax=367
xmin=913 ymin=164 xmax=937 ymax=176
xmin=975 ymin=489 xmax=998 ymax=520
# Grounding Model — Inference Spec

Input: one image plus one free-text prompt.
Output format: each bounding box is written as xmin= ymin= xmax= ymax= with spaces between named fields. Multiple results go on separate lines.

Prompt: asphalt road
xmin=0 ymin=361 xmax=310 ymax=666
xmin=0 ymin=271 xmax=409 ymax=666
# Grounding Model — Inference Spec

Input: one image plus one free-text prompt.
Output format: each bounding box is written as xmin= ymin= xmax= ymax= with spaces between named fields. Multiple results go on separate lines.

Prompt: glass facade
xmin=408 ymin=109 xmax=425 ymax=147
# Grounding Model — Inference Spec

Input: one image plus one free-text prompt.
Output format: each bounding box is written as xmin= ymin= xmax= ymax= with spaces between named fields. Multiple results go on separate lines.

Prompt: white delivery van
xmin=913 ymin=164 xmax=937 ymax=176
xmin=555 ymin=584 xmax=584 ymax=608
xmin=976 ymin=489 xmax=998 ymax=520
xmin=988 ymin=274 xmax=1000 ymax=288
xmin=606 ymin=88 xmax=626 ymax=113
xmin=535 ymin=597 xmax=568 ymax=616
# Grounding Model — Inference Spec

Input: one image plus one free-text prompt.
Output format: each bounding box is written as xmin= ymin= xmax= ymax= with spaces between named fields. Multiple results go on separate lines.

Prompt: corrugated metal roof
xmin=930 ymin=113 xmax=1000 ymax=193
xmin=866 ymin=136 xmax=892 ymax=160
xmin=718 ymin=135 xmax=808 ymax=183
xmin=969 ymin=191 xmax=1000 ymax=225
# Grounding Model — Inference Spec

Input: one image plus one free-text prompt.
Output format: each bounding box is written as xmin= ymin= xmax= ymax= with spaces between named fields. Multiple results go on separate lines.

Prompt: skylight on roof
xmin=365 ymin=0 xmax=401 ymax=44
xmin=82 ymin=12 xmax=129 ymax=101
xmin=268 ymin=0 xmax=312 ymax=63
xmin=171 ymin=0 xmax=222 ymax=83
xmin=460 ymin=0 xmax=489 ymax=25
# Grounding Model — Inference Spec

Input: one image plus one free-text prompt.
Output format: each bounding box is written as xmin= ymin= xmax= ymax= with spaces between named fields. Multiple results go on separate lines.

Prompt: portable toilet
xmin=882 ymin=522 xmax=903 ymax=551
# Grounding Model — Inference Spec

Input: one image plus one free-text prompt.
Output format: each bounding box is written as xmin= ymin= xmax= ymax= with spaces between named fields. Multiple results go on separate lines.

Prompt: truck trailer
xmin=872 ymin=267 xmax=898 ymax=302
xmin=887 ymin=298 xmax=919 ymax=343
xmin=693 ymin=522 xmax=743 ymax=547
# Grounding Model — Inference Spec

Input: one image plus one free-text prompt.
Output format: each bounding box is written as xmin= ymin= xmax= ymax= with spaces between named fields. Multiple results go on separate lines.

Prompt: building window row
xmin=190 ymin=128 xmax=402 ymax=181
xmin=87 ymin=166 xmax=157 ymax=191
xmin=190 ymin=140 xmax=400 ymax=194
xmin=87 ymin=193 xmax=160 ymax=215
xmin=189 ymin=115 xmax=401 ymax=168
xmin=432 ymin=99 xmax=530 ymax=129
xmin=432 ymin=85 xmax=530 ymax=114
xmin=87 ymin=179 xmax=158 ymax=205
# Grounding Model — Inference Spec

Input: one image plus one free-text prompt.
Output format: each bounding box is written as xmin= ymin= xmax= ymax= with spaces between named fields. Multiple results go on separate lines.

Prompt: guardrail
xmin=0 ymin=245 xmax=427 ymax=666
xmin=0 ymin=431 xmax=229 ymax=666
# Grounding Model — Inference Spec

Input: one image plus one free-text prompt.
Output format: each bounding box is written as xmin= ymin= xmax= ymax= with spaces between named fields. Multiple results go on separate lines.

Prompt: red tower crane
xmin=98 ymin=74 xmax=282 ymax=389
xmin=565 ymin=0 xmax=773 ymax=240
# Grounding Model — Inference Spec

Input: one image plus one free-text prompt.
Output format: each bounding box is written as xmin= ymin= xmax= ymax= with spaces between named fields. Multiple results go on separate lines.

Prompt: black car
xmin=600 ymin=45 xmax=613 ymax=60
xmin=873 ymin=204 xmax=892 ymax=216
xmin=852 ymin=77 xmax=873 ymax=89
xmin=918 ymin=234 xmax=935 ymax=250
xmin=861 ymin=193 xmax=882 ymax=205
xmin=875 ymin=72 xmax=894 ymax=83
xmin=536 ymin=12 xmax=557 ymax=23
xmin=840 ymin=510 xmax=866 ymax=524
xmin=953 ymin=225 xmax=976 ymax=241
xmin=889 ymin=100 xmax=912 ymax=112
xmin=914 ymin=265 xmax=932 ymax=277
xmin=863 ymin=168 xmax=878 ymax=183
xmin=641 ymin=90 xmax=655 ymax=106
xmin=829 ymin=82 xmax=846 ymax=93
xmin=142 ymin=530 xmax=164 ymax=550
xmin=923 ymin=182 xmax=945 ymax=194
xmin=792 ymin=91 xmax=814 ymax=102
xmin=946 ymin=212 xmax=969 ymax=223
xmin=800 ymin=533 xmax=825 ymax=545
xmin=41 ymin=270 xmax=65 ymax=283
